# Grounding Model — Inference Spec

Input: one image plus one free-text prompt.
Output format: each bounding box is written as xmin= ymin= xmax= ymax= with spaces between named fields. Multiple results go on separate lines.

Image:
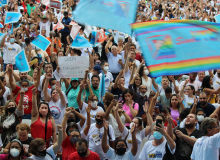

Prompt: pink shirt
xmin=122 ymin=102 xmax=139 ymax=126
xmin=170 ymin=108 xmax=180 ymax=121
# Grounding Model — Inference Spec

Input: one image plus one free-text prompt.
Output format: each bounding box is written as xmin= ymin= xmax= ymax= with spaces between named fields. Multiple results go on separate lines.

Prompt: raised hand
xmin=143 ymin=101 xmax=149 ymax=113
xmin=20 ymin=90 xmax=25 ymax=97
xmin=79 ymin=81 xmax=85 ymax=90
xmin=65 ymin=107 xmax=72 ymax=116
xmin=156 ymin=123 xmax=166 ymax=135
xmin=86 ymin=105 xmax=91 ymax=114
xmin=57 ymin=125 xmax=63 ymax=132
xmin=130 ymin=123 xmax=138 ymax=135
xmin=103 ymin=121 xmax=109 ymax=131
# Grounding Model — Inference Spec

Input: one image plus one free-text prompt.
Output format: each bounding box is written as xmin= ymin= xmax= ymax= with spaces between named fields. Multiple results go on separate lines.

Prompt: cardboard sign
xmin=50 ymin=0 xmax=62 ymax=10
xmin=58 ymin=56 xmax=89 ymax=78
xmin=53 ymin=21 xmax=64 ymax=32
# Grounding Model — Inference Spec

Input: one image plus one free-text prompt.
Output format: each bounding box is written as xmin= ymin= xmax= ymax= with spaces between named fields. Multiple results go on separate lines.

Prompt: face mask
xmin=67 ymin=119 xmax=75 ymax=124
xmin=130 ymin=122 xmax=135 ymax=129
xmin=153 ymin=131 xmax=163 ymax=140
xmin=140 ymin=92 xmax=147 ymax=97
xmin=91 ymin=101 xmax=98 ymax=108
xmin=38 ymin=149 xmax=46 ymax=157
xmin=30 ymin=3 xmax=33 ymax=6
xmin=51 ymin=85 xmax=56 ymax=90
xmin=95 ymin=118 xmax=103 ymax=125
xmin=10 ymin=38 xmax=15 ymax=43
xmin=21 ymin=87 xmax=28 ymax=92
xmin=197 ymin=115 xmax=204 ymax=122
xmin=104 ymin=66 xmax=109 ymax=71
xmin=116 ymin=147 xmax=126 ymax=155
xmin=8 ymin=107 xmax=16 ymax=113
xmin=78 ymin=149 xmax=87 ymax=157
xmin=70 ymin=137 xmax=79 ymax=144
xmin=144 ymin=70 xmax=149 ymax=75
xmin=10 ymin=148 xmax=20 ymax=157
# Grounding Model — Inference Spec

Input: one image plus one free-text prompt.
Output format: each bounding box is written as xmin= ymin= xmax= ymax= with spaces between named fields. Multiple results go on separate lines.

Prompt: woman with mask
xmin=101 ymin=61 xmax=113 ymax=92
xmin=115 ymin=101 xmax=153 ymax=160
xmin=61 ymin=105 xmax=91 ymax=160
xmin=0 ymin=139 xmax=26 ymax=160
xmin=139 ymin=121 xmax=176 ymax=160
xmin=9 ymin=64 xmax=41 ymax=119
xmin=29 ymin=125 xmax=63 ymax=159
xmin=0 ymin=91 xmax=24 ymax=148
xmin=102 ymin=121 xmax=138 ymax=160
xmin=77 ymin=81 xmax=104 ymax=126
xmin=31 ymin=87 xmax=57 ymax=148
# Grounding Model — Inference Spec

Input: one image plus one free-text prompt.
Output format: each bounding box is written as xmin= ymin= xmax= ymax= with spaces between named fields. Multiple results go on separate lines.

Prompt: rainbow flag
xmin=131 ymin=20 xmax=220 ymax=77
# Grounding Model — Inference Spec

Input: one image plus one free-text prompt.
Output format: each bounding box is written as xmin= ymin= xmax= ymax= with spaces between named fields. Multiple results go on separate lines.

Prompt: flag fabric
xmin=0 ymin=0 xmax=8 ymax=5
xmin=96 ymin=29 xmax=107 ymax=43
xmin=15 ymin=50 xmax=30 ymax=72
xmin=53 ymin=21 xmax=64 ymax=32
xmin=131 ymin=20 xmax=220 ymax=77
xmin=0 ymin=23 xmax=3 ymax=28
xmin=70 ymin=34 xmax=91 ymax=48
xmin=5 ymin=12 xmax=22 ymax=24
xmin=215 ymin=14 xmax=220 ymax=23
xmin=90 ymin=31 xmax=97 ymax=46
xmin=99 ymin=71 xmax=105 ymax=103
xmin=70 ymin=24 xmax=81 ymax=40
xmin=0 ymin=33 xmax=6 ymax=44
xmin=73 ymin=0 xmax=138 ymax=34
xmin=31 ymin=35 xmax=51 ymax=51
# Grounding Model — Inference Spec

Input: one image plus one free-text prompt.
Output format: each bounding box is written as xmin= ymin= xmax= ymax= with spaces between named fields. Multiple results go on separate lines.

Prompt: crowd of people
xmin=0 ymin=0 xmax=220 ymax=159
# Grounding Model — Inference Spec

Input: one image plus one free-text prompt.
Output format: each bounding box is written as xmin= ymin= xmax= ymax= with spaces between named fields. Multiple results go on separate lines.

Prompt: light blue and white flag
xmin=5 ymin=12 xmax=22 ymax=24
xmin=15 ymin=50 xmax=30 ymax=72
xmin=0 ymin=0 xmax=8 ymax=6
xmin=0 ymin=23 xmax=3 ymax=28
xmin=73 ymin=0 xmax=138 ymax=34
xmin=99 ymin=71 xmax=105 ymax=103
xmin=31 ymin=35 xmax=51 ymax=51
xmin=0 ymin=33 xmax=6 ymax=44
xmin=71 ymin=34 xmax=91 ymax=48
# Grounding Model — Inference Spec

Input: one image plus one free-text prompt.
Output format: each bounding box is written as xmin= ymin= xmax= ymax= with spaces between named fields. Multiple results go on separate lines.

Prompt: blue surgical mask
xmin=10 ymin=38 xmax=15 ymax=43
xmin=153 ymin=131 xmax=163 ymax=140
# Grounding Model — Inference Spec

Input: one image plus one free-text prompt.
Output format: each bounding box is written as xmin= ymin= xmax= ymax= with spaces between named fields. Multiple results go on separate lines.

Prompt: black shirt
xmin=111 ymin=87 xmax=122 ymax=98
xmin=190 ymin=102 xmax=216 ymax=117
xmin=10 ymin=136 xmax=34 ymax=148
xmin=174 ymin=127 xmax=205 ymax=160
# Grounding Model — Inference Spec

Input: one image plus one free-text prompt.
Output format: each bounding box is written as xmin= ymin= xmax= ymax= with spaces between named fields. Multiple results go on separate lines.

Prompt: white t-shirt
xmin=191 ymin=133 xmax=220 ymax=160
xmin=124 ymin=70 xmax=131 ymax=89
xmin=142 ymin=77 xmax=152 ymax=97
xmin=134 ymin=59 xmax=140 ymax=68
xmin=179 ymin=80 xmax=200 ymax=91
xmin=80 ymin=48 xmax=93 ymax=56
xmin=39 ymin=21 xmax=51 ymax=37
xmin=184 ymin=95 xmax=195 ymax=108
xmin=48 ymin=99 xmax=66 ymax=132
xmin=3 ymin=42 xmax=21 ymax=64
xmin=30 ymin=145 xmax=56 ymax=160
xmin=48 ymin=88 xmax=68 ymax=104
xmin=212 ymin=74 xmax=220 ymax=90
xmin=139 ymin=139 xmax=176 ymax=160
xmin=104 ymin=71 xmax=113 ymax=92
xmin=79 ymin=102 xmax=104 ymax=129
xmin=109 ymin=114 xmax=125 ymax=138
xmin=106 ymin=147 xmax=135 ymax=160
xmin=121 ymin=127 xmax=146 ymax=160
xmin=81 ymin=123 xmax=115 ymax=160
xmin=3 ymin=86 xmax=10 ymax=102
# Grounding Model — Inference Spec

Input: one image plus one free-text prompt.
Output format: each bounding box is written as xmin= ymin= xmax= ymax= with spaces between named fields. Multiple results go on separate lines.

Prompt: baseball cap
xmin=93 ymin=65 xmax=102 ymax=74
xmin=71 ymin=78 xmax=79 ymax=81
xmin=41 ymin=15 xmax=48 ymax=19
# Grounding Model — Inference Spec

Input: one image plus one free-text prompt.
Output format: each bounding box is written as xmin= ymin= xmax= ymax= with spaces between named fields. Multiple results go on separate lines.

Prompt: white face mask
xmin=130 ymin=122 xmax=137 ymax=129
xmin=104 ymin=66 xmax=109 ymax=71
xmin=144 ymin=70 xmax=149 ymax=76
xmin=197 ymin=115 xmax=204 ymax=122
xmin=21 ymin=87 xmax=28 ymax=92
xmin=52 ymin=85 xmax=56 ymax=90
xmin=140 ymin=92 xmax=147 ymax=97
xmin=10 ymin=148 xmax=20 ymax=157
xmin=91 ymin=101 xmax=98 ymax=108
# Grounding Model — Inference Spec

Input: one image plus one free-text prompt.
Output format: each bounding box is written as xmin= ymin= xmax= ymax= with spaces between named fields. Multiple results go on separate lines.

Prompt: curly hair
xmin=201 ymin=117 xmax=217 ymax=135
xmin=16 ymin=123 xmax=31 ymax=133
xmin=29 ymin=138 xmax=46 ymax=155
xmin=201 ymin=75 xmax=213 ymax=89
xmin=1 ymin=100 xmax=18 ymax=122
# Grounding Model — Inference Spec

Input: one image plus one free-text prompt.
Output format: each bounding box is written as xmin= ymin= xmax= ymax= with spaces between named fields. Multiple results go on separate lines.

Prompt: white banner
xmin=58 ymin=56 xmax=89 ymax=78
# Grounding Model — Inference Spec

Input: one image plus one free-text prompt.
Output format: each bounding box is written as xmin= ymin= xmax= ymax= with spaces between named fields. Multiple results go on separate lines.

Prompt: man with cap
xmin=61 ymin=11 xmax=71 ymax=47
xmin=89 ymin=65 xmax=102 ymax=83
xmin=37 ymin=13 xmax=52 ymax=37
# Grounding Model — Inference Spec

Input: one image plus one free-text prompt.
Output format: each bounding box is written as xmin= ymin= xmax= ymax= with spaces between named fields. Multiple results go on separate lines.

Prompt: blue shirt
xmin=61 ymin=17 xmax=71 ymax=32
xmin=107 ymin=51 xmax=123 ymax=73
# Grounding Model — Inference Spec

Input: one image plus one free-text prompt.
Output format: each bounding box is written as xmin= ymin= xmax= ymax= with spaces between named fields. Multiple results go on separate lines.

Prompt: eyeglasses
xmin=209 ymin=126 xmax=219 ymax=129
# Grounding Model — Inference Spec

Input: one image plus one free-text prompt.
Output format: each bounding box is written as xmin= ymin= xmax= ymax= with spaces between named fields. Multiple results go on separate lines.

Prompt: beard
xmin=200 ymin=101 xmax=207 ymax=106
xmin=185 ymin=123 xmax=195 ymax=129
xmin=93 ymin=85 xmax=98 ymax=89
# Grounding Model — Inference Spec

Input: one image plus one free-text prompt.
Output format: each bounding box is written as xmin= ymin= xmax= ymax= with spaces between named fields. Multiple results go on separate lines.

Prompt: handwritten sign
xmin=58 ymin=56 xmax=89 ymax=78
xmin=50 ymin=0 xmax=62 ymax=10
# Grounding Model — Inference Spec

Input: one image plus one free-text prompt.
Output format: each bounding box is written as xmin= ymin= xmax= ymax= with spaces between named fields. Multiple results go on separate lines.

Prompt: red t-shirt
xmin=13 ymin=85 xmax=34 ymax=115
xmin=135 ymin=53 xmax=142 ymax=62
xmin=68 ymin=150 xmax=100 ymax=160
xmin=62 ymin=136 xmax=77 ymax=160
xmin=164 ymin=120 xmax=177 ymax=130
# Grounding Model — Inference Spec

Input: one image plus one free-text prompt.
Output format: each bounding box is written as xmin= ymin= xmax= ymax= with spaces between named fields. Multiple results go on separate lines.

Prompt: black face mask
xmin=38 ymin=149 xmax=46 ymax=157
xmin=95 ymin=118 xmax=103 ymax=125
xmin=78 ymin=149 xmax=87 ymax=157
xmin=30 ymin=3 xmax=33 ymax=6
xmin=116 ymin=147 xmax=126 ymax=155
xmin=67 ymin=119 xmax=75 ymax=124
xmin=218 ymin=73 xmax=220 ymax=77
xmin=8 ymin=107 xmax=16 ymax=113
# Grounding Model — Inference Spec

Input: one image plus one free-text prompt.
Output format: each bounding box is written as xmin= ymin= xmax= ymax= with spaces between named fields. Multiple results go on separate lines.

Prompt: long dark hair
xmin=133 ymin=75 xmax=142 ymax=93
xmin=139 ymin=65 xmax=145 ymax=77
xmin=201 ymin=75 xmax=213 ymax=89
xmin=187 ymin=85 xmax=195 ymax=95
xmin=114 ymin=139 xmax=127 ymax=154
xmin=169 ymin=94 xmax=181 ymax=113
xmin=122 ymin=89 xmax=135 ymax=104
xmin=38 ymin=102 xmax=52 ymax=118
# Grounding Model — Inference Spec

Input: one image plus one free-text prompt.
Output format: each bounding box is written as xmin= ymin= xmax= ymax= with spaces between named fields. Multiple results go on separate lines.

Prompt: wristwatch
xmin=122 ymin=110 xmax=125 ymax=113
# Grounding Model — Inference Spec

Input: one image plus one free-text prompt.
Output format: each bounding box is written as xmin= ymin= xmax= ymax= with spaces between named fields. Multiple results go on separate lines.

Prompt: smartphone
xmin=156 ymin=119 xmax=162 ymax=127
xmin=56 ymin=81 xmax=61 ymax=88
xmin=119 ymin=94 xmax=123 ymax=101
xmin=113 ymin=95 xmax=118 ymax=101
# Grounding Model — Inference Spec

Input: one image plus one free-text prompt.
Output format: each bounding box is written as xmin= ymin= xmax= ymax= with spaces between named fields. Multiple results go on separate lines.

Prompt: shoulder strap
xmin=45 ymin=116 xmax=48 ymax=141
xmin=46 ymin=152 xmax=53 ymax=159
xmin=124 ymin=131 xmax=129 ymax=141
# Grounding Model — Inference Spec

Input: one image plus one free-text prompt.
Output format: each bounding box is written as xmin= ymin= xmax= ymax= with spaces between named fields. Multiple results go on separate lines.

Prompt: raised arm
xmin=73 ymin=108 xmax=86 ymax=128
xmin=56 ymin=86 xmax=66 ymax=107
xmin=53 ymin=125 xmax=63 ymax=154
xmin=130 ymin=124 xmax=138 ymax=156
xmin=31 ymin=87 xmax=39 ymax=121
xmin=152 ymin=78 xmax=158 ymax=90
xmin=17 ymin=90 xmax=25 ymax=112
xmin=124 ymin=52 xmax=131 ymax=74
xmin=102 ymin=121 xmax=110 ymax=153
xmin=113 ymin=69 xmax=123 ymax=89
xmin=34 ymin=62 xmax=43 ymax=88
xmin=115 ymin=102 xmax=125 ymax=133
xmin=105 ymin=100 xmax=115 ymax=120
xmin=8 ymin=65 xmax=17 ymax=91
xmin=143 ymin=101 xmax=153 ymax=136
xmin=149 ymin=93 xmax=159 ymax=117
xmin=105 ymin=37 xmax=113 ymax=54
xmin=77 ymin=81 xmax=84 ymax=110
xmin=0 ymin=80 xmax=6 ymax=98
xmin=83 ymin=103 xmax=91 ymax=136
xmin=43 ymin=73 xmax=52 ymax=102
xmin=61 ymin=107 xmax=72 ymax=141
xmin=190 ymin=98 xmax=197 ymax=114
xmin=209 ymin=70 xmax=214 ymax=78
xmin=129 ymin=63 xmax=136 ymax=84
xmin=180 ymin=80 xmax=189 ymax=98
xmin=166 ymin=116 xmax=174 ymax=139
